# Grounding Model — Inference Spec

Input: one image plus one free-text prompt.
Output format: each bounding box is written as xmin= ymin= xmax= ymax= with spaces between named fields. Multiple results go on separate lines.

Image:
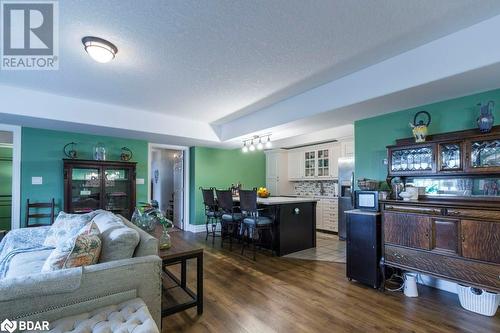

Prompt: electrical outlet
xmin=32 ymin=176 xmax=43 ymax=185
xmin=136 ymin=178 xmax=145 ymax=185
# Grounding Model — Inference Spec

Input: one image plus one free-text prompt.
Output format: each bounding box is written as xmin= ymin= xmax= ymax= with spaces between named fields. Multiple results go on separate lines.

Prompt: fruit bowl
xmin=257 ymin=187 xmax=270 ymax=198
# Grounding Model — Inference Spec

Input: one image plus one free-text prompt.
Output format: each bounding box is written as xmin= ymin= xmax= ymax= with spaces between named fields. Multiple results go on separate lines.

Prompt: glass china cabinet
xmin=388 ymin=144 xmax=436 ymax=175
xmin=438 ymin=142 xmax=463 ymax=172
xmin=467 ymin=138 xmax=500 ymax=173
xmin=64 ymin=159 xmax=136 ymax=218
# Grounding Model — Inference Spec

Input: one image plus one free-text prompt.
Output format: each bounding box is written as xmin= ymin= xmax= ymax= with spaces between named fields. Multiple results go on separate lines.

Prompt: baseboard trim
xmin=186 ymin=223 xmax=222 ymax=233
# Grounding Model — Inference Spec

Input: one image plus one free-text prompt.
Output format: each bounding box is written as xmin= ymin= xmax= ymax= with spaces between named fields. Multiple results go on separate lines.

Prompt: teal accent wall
xmin=355 ymin=89 xmax=500 ymax=182
xmin=21 ymin=127 xmax=148 ymax=225
xmin=0 ymin=147 xmax=13 ymax=230
xmin=189 ymin=147 xmax=266 ymax=225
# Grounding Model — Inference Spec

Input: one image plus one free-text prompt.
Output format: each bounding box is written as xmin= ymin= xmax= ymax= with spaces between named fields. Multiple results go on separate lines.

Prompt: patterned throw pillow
xmin=43 ymin=211 xmax=97 ymax=247
xmin=42 ymin=222 xmax=101 ymax=272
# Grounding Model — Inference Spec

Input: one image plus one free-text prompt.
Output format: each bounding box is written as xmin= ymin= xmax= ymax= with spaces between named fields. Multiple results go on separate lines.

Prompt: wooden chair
xmin=239 ymin=189 xmax=274 ymax=260
xmin=25 ymin=198 xmax=55 ymax=227
xmin=216 ymin=189 xmax=242 ymax=250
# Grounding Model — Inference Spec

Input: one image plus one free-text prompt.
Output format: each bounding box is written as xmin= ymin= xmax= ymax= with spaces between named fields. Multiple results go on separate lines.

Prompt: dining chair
xmin=25 ymin=198 xmax=56 ymax=227
xmin=200 ymin=187 xmax=220 ymax=244
xmin=215 ymin=189 xmax=242 ymax=251
xmin=239 ymin=189 xmax=274 ymax=260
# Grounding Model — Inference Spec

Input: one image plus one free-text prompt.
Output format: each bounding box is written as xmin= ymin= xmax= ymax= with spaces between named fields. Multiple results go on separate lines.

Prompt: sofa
xmin=0 ymin=211 xmax=162 ymax=329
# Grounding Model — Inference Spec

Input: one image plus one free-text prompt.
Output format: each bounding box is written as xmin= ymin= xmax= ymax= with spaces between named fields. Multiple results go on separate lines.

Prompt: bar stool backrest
xmin=239 ymin=189 xmax=257 ymax=216
xmin=216 ymin=189 xmax=234 ymax=213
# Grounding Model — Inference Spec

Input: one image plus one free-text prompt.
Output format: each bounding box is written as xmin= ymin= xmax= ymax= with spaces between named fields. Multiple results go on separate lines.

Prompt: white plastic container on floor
xmin=457 ymin=285 xmax=499 ymax=316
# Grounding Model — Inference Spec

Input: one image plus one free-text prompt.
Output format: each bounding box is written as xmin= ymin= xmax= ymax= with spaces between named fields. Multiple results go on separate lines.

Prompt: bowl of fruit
xmin=257 ymin=187 xmax=270 ymax=198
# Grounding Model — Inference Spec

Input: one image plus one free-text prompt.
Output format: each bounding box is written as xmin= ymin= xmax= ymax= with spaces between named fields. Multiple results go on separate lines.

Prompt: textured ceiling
xmin=2 ymin=0 xmax=500 ymax=125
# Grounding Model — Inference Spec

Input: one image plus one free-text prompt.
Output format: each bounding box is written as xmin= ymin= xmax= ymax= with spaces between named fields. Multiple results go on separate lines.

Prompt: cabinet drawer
xmin=384 ymin=204 xmax=442 ymax=215
xmin=385 ymin=245 xmax=500 ymax=292
xmin=446 ymin=208 xmax=500 ymax=221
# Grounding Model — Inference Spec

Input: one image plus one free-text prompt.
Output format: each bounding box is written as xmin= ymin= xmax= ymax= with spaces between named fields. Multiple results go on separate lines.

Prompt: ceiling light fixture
xmin=82 ymin=36 xmax=118 ymax=63
xmin=249 ymin=139 xmax=256 ymax=152
xmin=265 ymin=135 xmax=272 ymax=149
xmin=257 ymin=138 xmax=264 ymax=150
xmin=242 ymin=141 xmax=248 ymax=153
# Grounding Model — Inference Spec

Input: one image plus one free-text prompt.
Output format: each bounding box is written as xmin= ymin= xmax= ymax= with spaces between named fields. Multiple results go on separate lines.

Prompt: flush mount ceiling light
xmin=82 ymin=36 xmax=118 ymax=63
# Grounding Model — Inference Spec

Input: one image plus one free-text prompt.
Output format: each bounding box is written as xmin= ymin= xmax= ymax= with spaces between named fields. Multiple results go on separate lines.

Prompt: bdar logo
xmin=0 ymin=319 xmax=17 ymax=333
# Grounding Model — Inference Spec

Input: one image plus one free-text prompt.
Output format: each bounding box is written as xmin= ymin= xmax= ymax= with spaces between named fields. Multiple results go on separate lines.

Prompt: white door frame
xmin=148 ymin=143 xmax=190 ymax=230
xmin=0 ymin=124 xmax=21 ymax=229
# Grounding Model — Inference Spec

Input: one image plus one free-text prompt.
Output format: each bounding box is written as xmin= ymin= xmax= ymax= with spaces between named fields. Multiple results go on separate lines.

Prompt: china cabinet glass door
xmin=304 ymin=151 xmax=316 ymax=177
xmin=468 ymin=139 xmax=500 ymax=172
xmin=317 ymin=149 xmax=330 ymax=177
xmin=70 ymin=167 xmax=102 ymax=213
xmin=104 ymin=167 xmax=132 ymax=217
xmin=389 ymin=145 xmax=435 ymax=174
xmin=438 ymin=142 xmax=462 ymax=171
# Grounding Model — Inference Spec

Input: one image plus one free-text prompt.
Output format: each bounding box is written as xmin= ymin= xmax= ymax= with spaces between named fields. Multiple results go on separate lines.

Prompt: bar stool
xmin=200 ymin=187 xmax=220 ymax=244
xmin=216 ymin=189 xmax=242 ymax=250
xmin=239 ymin=189 xmax=274 ymax=260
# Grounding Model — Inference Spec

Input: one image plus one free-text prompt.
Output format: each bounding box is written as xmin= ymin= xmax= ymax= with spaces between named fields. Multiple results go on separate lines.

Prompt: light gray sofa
xmin=0 ymin=212 xmax=162 ymax=329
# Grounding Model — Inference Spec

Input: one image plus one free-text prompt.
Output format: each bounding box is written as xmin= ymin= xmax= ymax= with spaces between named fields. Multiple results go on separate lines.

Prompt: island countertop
xmin=233 ymin=196 xmax=319 ymax=205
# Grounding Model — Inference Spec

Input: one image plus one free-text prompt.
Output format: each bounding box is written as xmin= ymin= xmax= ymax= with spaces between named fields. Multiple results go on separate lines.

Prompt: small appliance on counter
xmin=345 ymin=209 xmax=382 ymax=289
xmin=355 ymin=191 xmax=379 ymax=211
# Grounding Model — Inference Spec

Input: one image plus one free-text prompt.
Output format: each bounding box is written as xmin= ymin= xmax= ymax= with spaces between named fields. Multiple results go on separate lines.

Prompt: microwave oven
xmin=355 ymin=191 xmax=379 ymax=211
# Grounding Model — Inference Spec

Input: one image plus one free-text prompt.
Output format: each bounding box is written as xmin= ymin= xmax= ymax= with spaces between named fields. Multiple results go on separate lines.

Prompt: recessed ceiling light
xmin=82 ymin=36 xmax=118 ymax=63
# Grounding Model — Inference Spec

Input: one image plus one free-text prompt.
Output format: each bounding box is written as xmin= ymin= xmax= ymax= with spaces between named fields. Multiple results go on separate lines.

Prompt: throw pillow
xmin=42 ymin=222 xmax=101 ymax=272
xmin=43 ymin=211 xmax=97 ymax=247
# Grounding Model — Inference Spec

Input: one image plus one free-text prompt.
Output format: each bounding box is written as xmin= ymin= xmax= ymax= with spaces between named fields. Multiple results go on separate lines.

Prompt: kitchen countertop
xmin=234 ymin=196 xmax=319 ymax=205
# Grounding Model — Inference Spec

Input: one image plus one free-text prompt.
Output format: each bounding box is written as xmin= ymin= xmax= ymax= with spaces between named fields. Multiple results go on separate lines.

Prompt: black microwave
xmin=355 ymin=191 xmax=379 ymax=211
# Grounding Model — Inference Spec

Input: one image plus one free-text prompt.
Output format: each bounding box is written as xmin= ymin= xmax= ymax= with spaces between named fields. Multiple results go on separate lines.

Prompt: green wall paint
xmin=189 ymin=147 xmax=266 ymax=225
xmin=21 ymin=127 xmax=148 ymax=226
xmin=0 ymin=147 xmax=13 ymax=230
xmin=355 ymin=89 xmax=500 ymax=182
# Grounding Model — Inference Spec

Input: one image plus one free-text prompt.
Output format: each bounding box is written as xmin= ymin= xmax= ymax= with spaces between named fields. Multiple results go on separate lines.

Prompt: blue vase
xmin=477 ymin=101 xmax=495 ymax=133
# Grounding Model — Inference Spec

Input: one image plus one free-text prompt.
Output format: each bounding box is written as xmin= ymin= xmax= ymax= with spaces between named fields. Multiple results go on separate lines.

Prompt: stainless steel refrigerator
xmin=338 ymin=157 xmax=354 ymax=240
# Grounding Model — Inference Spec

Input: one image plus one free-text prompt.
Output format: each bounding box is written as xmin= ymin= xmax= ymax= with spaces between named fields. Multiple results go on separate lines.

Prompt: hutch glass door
xmin=70 ymin=167 xmax=102 ymax=213
xmin=439 ymin=142 xmax=462 ymax=171
xmin=104 ymin=167 xmax=132 ymax=217
xmin=469 ymin=139 xmax=500 ymax=171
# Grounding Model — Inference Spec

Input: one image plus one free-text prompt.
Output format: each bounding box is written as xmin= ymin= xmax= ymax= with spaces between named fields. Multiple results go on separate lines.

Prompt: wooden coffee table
xmin=154 ymin=227 xmax=204 ymax=317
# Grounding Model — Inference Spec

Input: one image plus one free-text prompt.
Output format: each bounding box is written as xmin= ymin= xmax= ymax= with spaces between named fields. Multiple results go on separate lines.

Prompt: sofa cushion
xmin=43 ymin=211 xmax=97 ymax=247
xmin=91 ymin=211 xmax=140 ymax=262
xmin=46 ymin=297 xmax=159 ymax=333
xmin=42 ymin=222 xmax=102 ymax=272
xmin=5 ymin=249 xmax=52 ymax=278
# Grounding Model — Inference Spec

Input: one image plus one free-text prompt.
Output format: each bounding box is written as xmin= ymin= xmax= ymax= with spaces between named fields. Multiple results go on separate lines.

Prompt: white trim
xmin=0 ymin=124 xmax=21 ymax=229
xmin=148 ymin=143 xmax=190 ymax=230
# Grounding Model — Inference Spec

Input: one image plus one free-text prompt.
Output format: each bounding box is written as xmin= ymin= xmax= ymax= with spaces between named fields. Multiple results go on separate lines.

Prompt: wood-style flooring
xmin=162 ymin=231 xmax=500 ymax=333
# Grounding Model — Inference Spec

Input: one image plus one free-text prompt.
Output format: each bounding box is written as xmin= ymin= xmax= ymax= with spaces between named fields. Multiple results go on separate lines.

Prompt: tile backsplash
xmin=293 ymin=180 xmax=338 ymax=197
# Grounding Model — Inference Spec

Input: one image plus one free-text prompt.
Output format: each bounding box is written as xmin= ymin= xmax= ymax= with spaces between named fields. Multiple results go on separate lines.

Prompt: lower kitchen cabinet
xmin=316 ymin=198 xmax=338 ymax=232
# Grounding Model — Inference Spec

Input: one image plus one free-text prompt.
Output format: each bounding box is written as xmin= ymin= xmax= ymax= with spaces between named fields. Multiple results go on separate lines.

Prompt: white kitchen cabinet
xmin=265 ymin=150 xmax=293 ymax=196
xmin=340 ymin=139 xmax=354 ymax=158
xmin=316 ymin=198 xmax=338 ymax=232
xmin=329 ymin=143 xmax=341 ymax=178
xmin=287 ymin=150 xmax=303 ymax=180
xmin=316 ymin=200 xmax=324 ymax=230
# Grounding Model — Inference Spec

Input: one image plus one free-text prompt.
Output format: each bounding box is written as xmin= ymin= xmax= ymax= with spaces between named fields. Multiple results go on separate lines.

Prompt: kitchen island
xmin=235 ymin=196 xmax=318 ymax=256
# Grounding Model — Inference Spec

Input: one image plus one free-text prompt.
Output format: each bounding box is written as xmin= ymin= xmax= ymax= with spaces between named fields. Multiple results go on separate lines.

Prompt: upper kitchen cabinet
xmin=287 ymin=150 xmax=303 ymax=180
xmin=287 ymin=142 xmax=341 ymax=181
xmin=340 ymin=139 xmax=354 ymax=158
xmin=265 ymin=149 xmax=293 ymax=196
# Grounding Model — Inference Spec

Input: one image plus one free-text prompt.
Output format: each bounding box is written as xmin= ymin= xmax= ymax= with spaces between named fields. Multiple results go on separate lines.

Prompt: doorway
xmin=0 ymin=131 xmax=13 ymax=231
xmin=150 ymin=147 xmax=186 ymax=229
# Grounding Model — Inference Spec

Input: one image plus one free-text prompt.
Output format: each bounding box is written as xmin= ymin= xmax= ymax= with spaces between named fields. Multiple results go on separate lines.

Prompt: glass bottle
xmin=159 ymin=226 xmax=171 ymax=250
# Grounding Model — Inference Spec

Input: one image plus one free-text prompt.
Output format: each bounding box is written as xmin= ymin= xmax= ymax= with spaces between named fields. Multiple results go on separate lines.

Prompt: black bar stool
xmin=200 ymin=187 xmax=220 ymax=244
xmin=216 ymin=189 xmax=242 ymax=251
xmin=239 ymin=189 xmax=274 ymax=260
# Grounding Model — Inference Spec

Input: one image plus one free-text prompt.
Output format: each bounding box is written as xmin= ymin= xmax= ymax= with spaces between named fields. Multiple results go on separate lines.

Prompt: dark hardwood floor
xmin=162 ymin=231 xmax=500 ymax=333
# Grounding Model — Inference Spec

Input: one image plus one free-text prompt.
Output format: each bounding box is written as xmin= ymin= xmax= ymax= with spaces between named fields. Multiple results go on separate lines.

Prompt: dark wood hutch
xmin=381 ymin=126 xmax=500 ymax=292
xmin=63 ymin=159 xmax=137 ymax=219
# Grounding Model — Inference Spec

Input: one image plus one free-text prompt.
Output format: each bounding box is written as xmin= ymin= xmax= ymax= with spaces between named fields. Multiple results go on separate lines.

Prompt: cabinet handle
xmin=462 ymin=235 xmax=466 ymax=242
